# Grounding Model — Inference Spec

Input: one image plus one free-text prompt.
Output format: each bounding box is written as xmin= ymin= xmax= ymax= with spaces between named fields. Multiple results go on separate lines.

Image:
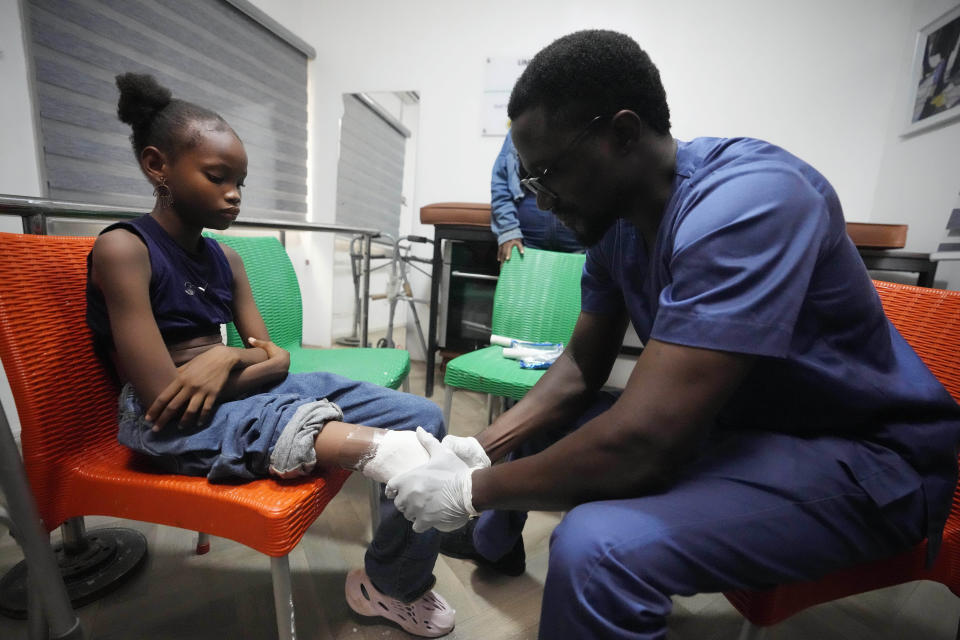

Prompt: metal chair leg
xmin=401 ymin=376 xmax=410 ymax=393
xmin=443 ymin=386 xmax=453 ymax=428
xmin=196 ymin=532 xmax=210 ymax=555
xmin=368 ymin=480 xmax=382 ymax=537
xmin=0 ymin=406 xmax=84 ymax=638
xmin=271 ymin=555 xmax=296 ymax=640
xmin=737 ymin=620 xmax=766 ymax=640
xmin=486 ymin=395 xmax=507 ymax=424
xmin=27 ymin=571 xmax=48 ymax=640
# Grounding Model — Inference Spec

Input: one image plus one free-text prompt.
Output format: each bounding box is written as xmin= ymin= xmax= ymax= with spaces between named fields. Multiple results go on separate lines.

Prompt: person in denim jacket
xmin=490 ymin=133 xmax=583 ymax=263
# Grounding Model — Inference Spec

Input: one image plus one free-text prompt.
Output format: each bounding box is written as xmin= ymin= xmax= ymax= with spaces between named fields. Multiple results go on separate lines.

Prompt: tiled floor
xmin=1 ymin=361 xmax=958 ymax=639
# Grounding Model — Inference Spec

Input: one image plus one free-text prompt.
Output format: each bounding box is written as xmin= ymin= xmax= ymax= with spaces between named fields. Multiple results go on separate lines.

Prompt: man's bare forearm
xmin=471 ymin=403 xmax=683 ymax=512
xmin=476 ymin=311 xmax=629 ymax=461
xmin=476 ymin=350 xmax=598 ymax=461
xmin=472 ymin=340 xmax=755 ymax=513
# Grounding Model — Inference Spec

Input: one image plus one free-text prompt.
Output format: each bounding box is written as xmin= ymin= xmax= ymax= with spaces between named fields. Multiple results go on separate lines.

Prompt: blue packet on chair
xmin=502 ymin=340 xmax=565 ymax=369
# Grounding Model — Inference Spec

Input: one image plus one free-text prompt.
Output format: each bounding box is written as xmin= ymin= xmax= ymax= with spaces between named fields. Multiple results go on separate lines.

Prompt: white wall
xmin=274 ymin=0 xmax=917 ymax=219
xmin=871 ymin=0 xmax=960 ymax=288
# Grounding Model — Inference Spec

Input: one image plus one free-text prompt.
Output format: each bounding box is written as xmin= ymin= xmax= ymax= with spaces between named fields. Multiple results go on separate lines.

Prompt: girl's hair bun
xmin=115 ymin=71 xmax=234 ymax=161
xmin=116 ymin=73 xmax=172 ymax=130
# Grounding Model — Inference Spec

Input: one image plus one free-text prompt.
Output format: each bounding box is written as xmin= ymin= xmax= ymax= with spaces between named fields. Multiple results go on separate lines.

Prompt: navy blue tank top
xmin=86 ymin=215 xmax=234 ymax=351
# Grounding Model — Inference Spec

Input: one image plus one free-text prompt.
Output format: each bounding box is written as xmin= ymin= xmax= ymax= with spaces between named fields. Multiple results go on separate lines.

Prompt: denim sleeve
xmin=490 ymin=135 xmax=522 ymax=245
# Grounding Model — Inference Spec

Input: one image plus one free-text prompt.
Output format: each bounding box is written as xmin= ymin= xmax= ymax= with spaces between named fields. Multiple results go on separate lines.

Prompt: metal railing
xmin=0 ymin=194 xmax=381 ymax=347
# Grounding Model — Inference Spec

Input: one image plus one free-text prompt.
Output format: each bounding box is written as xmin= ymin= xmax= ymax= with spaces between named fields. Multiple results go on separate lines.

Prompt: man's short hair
xmin=508 ymin=30 xmax=671 ymax=135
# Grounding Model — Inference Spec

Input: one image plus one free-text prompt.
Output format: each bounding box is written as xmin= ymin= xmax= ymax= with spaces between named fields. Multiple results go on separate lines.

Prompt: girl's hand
xmin=248 ymin=336 xmax=290 ymax=368
xmin=145 ymin=345 xmax=238 ymax=431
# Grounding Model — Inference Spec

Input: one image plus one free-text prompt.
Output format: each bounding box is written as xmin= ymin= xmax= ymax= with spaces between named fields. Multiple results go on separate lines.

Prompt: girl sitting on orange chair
xmin=86 ymin=72 xmax=454 ymax=638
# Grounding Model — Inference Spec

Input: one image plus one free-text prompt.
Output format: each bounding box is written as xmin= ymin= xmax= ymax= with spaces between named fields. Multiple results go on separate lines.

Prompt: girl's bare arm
xmin=217 ymin=243 xmax=291 ymax=392
xmin=91 ymin=229 xmax=181 ymax=408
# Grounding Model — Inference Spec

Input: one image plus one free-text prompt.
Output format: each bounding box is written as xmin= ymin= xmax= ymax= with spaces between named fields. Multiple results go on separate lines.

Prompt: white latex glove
xmin=441 ymin=434 xmax=491 ymax=470
xmin=386 ymin=427 xmax=479 ymax=533
xmin=359 ymin=430 xmax=430 ymax=484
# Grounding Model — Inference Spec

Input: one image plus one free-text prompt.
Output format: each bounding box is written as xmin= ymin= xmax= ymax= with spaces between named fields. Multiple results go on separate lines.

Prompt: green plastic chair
xmin=443 ymin=247 xmax=586 ymax=425
xmin=205 ymin=233 xmax=411 ymax=391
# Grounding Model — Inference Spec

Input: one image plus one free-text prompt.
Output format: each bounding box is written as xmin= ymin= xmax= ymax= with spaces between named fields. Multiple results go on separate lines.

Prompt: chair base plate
xmin=0 ymin=527 xmax=148 ymax=618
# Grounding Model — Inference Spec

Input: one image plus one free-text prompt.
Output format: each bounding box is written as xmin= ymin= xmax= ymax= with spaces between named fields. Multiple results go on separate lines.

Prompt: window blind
xmin=335 ymin=94 xmax=408 ymax=239
xmin=25 ymin=0 xmax=310 ymax=221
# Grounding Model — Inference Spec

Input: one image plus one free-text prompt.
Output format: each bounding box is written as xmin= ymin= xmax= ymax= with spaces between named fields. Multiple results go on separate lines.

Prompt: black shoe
xmin=438 ymin=520 xmax=526 ymax=577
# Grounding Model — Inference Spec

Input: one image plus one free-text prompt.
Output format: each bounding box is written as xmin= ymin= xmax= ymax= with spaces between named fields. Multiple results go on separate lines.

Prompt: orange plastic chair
xmin=724 ymin=279 xmax=960 ymax=638
xmin=0 ymin=232 xmax=351 ymax=639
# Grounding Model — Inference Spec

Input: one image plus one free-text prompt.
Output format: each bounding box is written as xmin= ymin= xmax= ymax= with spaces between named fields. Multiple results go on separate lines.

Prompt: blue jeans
xmin=473 ymin=393 xmax=929 ymax=639
xmin=541 ymin=429 xmax=926 ymax=639
xmin=118 ymin=371 xmax=445 ymax=602
xmin=517 ymin=194 xmax=584 ymax=253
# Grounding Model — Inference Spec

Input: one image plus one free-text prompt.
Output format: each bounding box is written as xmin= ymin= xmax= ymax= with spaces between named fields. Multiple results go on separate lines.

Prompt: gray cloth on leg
xmin=269 ymin=398 xmax=343 ymax=478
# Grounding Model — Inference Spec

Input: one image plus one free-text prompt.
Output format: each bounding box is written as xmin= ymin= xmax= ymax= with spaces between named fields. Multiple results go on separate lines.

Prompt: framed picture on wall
xmin=904 ymin=4 xmax=960 ymax=136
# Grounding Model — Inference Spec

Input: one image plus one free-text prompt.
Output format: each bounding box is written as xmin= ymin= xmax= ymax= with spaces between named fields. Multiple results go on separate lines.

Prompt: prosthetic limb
xmin=334 ymin=425 xmax=430 ymax=484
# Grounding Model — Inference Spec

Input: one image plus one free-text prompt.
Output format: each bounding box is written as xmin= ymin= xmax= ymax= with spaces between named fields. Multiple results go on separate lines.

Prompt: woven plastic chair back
xmin=0 ymin=232 xmax=349 ymax=554
xmin=873 ymin=280 xmax=960 ymax=402
xmin=443 ymin=248 xmax=585 ymax=401
xmin=0 ymin=234 xmax=118 ymax=513
xmin=205 ymin=233 xmax=303 ymax=350
xmin=492 ymin=247 xmax=586 ymax=345
xmin=725 ymin=279 xmax=960 ymax=626
xmin=207 ymin=232 xmax=410 ymax=389
xmin=876 ymin=279 xmax=960 ymax=592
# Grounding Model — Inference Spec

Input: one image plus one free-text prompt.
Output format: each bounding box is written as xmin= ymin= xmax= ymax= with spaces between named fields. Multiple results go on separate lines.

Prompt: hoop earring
xmin=153 ymin=176 xmax=174 ymax=208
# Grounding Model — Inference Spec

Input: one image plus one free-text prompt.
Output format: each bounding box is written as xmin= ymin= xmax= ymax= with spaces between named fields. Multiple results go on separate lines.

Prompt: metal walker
xmin=339 ymin=233 xmax=433 ymax=356
xmin=369 ymin=233 xmax=433 ymax=355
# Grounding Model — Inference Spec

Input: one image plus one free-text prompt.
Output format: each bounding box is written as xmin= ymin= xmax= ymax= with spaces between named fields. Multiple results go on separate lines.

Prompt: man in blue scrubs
xmin=388 ymin=30 xmax=960 ymax=639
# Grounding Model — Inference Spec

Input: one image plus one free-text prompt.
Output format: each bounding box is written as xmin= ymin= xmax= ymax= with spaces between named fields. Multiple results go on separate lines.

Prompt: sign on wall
xmin=482 ymin=56 xmax=529 ymax=136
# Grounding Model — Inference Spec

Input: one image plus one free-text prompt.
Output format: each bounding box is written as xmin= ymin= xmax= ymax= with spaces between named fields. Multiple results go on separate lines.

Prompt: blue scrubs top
xmin=581 ymin=137 xmax=960 ymax=554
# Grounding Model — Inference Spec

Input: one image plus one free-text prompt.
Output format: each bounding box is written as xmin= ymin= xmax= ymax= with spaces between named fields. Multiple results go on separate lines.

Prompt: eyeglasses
xmin=519 ymin=115 xmax=606 ymax=203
